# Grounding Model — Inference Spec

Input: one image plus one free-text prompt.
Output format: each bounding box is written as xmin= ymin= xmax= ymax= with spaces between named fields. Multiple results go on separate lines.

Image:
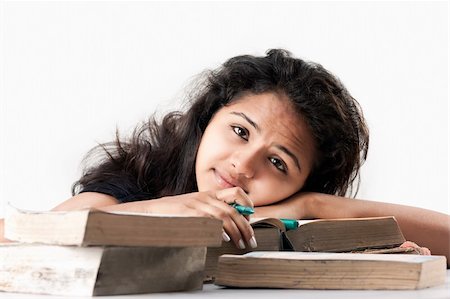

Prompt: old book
xmin=204 ymin=216 xmax=408 ymax=282
xmin=4 ymin=206 xmax=222 ymax=247
xmin=215 ymin=251 xmax=447 ymax=290
xmin=283 ymin=216 xmax=406 ymax=252
xmin=0 ymin=243 xmax=206 ymax=296
xmin=204 ymin=218 xmax=284 ymax=282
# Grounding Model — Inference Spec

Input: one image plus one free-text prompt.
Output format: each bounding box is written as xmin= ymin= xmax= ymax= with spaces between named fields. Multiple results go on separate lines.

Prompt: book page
xmin=250 ymin=217 xmax=285 ymax=230
xmin=242 ymin=251 xmax=440 ymax=263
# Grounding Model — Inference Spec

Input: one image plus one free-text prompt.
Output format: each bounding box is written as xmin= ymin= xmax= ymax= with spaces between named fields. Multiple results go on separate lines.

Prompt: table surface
xmin=1 ymin=270 xmax=449 ymax=299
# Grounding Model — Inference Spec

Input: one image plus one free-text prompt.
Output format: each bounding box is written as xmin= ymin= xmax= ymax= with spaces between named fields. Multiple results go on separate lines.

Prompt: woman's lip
xmin=214 ymin=170 xmax=236 ymax=188
xmin=214 ymin=169 xmax=248 ymax=192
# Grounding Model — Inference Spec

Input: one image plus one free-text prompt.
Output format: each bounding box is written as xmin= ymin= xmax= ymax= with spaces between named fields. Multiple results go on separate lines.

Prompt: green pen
xmin=280 ymin=218 xmax=299 ymax=230
xmin=230 ymin=203 xmax=254 ymax=215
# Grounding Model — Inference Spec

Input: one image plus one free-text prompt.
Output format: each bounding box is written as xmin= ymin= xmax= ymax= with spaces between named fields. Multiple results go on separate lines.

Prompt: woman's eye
xmin=269 ymin=157 xmax=287 ymax=173
xmin=232 ymin=126 xmax=249 ymax=140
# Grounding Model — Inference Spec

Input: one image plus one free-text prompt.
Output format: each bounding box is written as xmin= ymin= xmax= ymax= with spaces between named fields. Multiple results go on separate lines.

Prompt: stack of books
xmin=207 ymin=217 xmax=447 ymax=290
xmin=1 ymin=207 xmax=222 ymax=296
xmin=1 ymin=207 xmax=446 ymax=293
xmin=205 ymin=216 xmax=413 ymax=281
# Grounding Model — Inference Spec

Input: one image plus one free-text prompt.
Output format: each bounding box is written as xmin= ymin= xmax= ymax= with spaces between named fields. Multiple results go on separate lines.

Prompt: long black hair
xmin=72 ymin=49 xmax=369 ymax=201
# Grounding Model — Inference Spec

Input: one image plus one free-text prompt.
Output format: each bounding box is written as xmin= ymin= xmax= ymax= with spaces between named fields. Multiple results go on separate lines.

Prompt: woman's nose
xmin=230 ymin=149 xmax=257 ymax=179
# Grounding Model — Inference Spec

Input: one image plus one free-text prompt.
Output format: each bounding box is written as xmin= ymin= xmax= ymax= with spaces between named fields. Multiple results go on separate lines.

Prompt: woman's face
xmin=195 ymin=92 xmax=317 ymax=206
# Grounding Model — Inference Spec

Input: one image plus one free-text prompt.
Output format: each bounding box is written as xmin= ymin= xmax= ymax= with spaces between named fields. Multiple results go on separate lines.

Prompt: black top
xmin=80 ymin=177 xmax=153 ymax=203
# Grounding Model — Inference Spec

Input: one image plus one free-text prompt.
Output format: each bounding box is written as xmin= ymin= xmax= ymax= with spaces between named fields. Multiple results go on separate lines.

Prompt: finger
xmin=222 ymin=230 xmax=231 ymax=242
xmin=205 ymin=199 xmax=256 ymax=249
xmin=217 ymin=191 xmax=256 ymax=248
xmin=190 ymin=198 xmax=247 ymax=248
xmin=221 ymin=216 xmax=247 ymax=249
xmin=215 ymin=187 xmax=254 ymax=208
xmin=226 ymin=206 xmax=257 ymax=249
xmin=202 ymin=202 xmax=246 ymax=249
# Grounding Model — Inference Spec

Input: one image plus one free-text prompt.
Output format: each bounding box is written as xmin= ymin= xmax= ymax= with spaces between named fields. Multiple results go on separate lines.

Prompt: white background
xmin=0 ymin=1 xmax=448 ymax=216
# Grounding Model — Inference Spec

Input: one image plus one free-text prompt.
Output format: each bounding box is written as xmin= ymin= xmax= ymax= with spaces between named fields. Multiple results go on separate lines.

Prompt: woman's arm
xmin=1 ymin=189 xmax=257 ymax=250
xmin=97 ymin=188 xmax=257 ymax=250
xmin=0 ymin=192 xmax=118 ymax=243
xmin=52 ymin=192 xmax=120 ymax=211
xmin=254 ymin=192 xmax=450 ymax=266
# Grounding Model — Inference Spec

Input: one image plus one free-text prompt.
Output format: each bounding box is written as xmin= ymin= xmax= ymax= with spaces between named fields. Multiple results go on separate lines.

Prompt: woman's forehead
xmin=222 ymin=92 xmax=301 ymax=127
xmin=217 ymin=92 xmax=317 ymax=166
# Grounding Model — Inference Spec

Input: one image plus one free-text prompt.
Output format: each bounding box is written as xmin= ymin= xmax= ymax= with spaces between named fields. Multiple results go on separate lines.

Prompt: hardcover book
xmin=4 ymin=206 xmax=222 ymax=247
xmin=283 ymin=216 xmax=406 ymax=252
xmin=0 ymin=244 xmax=206 ymax=296
xmin=215 ymin=251 xmax=447 ymax=290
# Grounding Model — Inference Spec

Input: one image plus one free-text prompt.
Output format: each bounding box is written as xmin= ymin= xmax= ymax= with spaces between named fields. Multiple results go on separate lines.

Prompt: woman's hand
xmin=101 ymin=187 xmax=257 ymax=250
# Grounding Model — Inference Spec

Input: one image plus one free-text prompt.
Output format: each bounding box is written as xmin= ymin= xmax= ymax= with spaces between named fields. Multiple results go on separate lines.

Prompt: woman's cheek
xmin=250 ymin=180 xmax=285 ymax=206
xmin=259 ymin=178 xmax=304 ymax=206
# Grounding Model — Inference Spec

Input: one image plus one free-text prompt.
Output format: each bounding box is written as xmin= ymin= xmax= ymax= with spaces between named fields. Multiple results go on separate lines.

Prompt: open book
xmin=4 ymin=206 xmax=222 ymax=247
xmin=205 ymin=216 xmax=410 ymax=281
xmin=247 ymin=216 xmax=409 ymax=252
xmin=283 ymin=216 xmax=407 ymax=252
xmin=215 ymin=251 xmax=447 ymax=290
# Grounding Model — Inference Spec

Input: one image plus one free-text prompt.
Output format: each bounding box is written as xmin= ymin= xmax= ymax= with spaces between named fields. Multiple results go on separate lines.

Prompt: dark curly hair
xmin=73 ymin=49 xmax=369 ymax=201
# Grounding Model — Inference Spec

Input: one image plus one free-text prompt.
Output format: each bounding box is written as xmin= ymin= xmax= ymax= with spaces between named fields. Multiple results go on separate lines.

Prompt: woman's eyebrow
xmin=230 ymin=112 xmax=260 ymax=132
xmin=276 ymin=145 xmax=301 ymax=171
xmin=230 ymin=111 xmax=301 ymax=172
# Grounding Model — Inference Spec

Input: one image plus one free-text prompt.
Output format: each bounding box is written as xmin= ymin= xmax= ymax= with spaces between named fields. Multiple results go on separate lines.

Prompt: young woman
xmin=1 ymin=49 xmax=448 ymax=265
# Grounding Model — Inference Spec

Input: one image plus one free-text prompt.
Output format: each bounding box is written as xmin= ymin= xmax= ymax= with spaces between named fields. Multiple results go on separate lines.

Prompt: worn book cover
xmin=283 ymin=216 xmax=406 ymax=252
xmin=0 ymin=244 xmax=206 ymax=296
xmin=4 ymin=206 xmax=222 ymax=247
xmin=215 ymin=251 xmax=447 ymax=290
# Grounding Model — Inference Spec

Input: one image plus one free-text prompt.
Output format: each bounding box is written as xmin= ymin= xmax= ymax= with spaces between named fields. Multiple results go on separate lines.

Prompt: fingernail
xmin=222 ymin=231 xmax=231 ymax=242
xmin=248 ymin=236 xmax=257 ymax=248
xmin=238 ymin=239 xmax=246 ymax=249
